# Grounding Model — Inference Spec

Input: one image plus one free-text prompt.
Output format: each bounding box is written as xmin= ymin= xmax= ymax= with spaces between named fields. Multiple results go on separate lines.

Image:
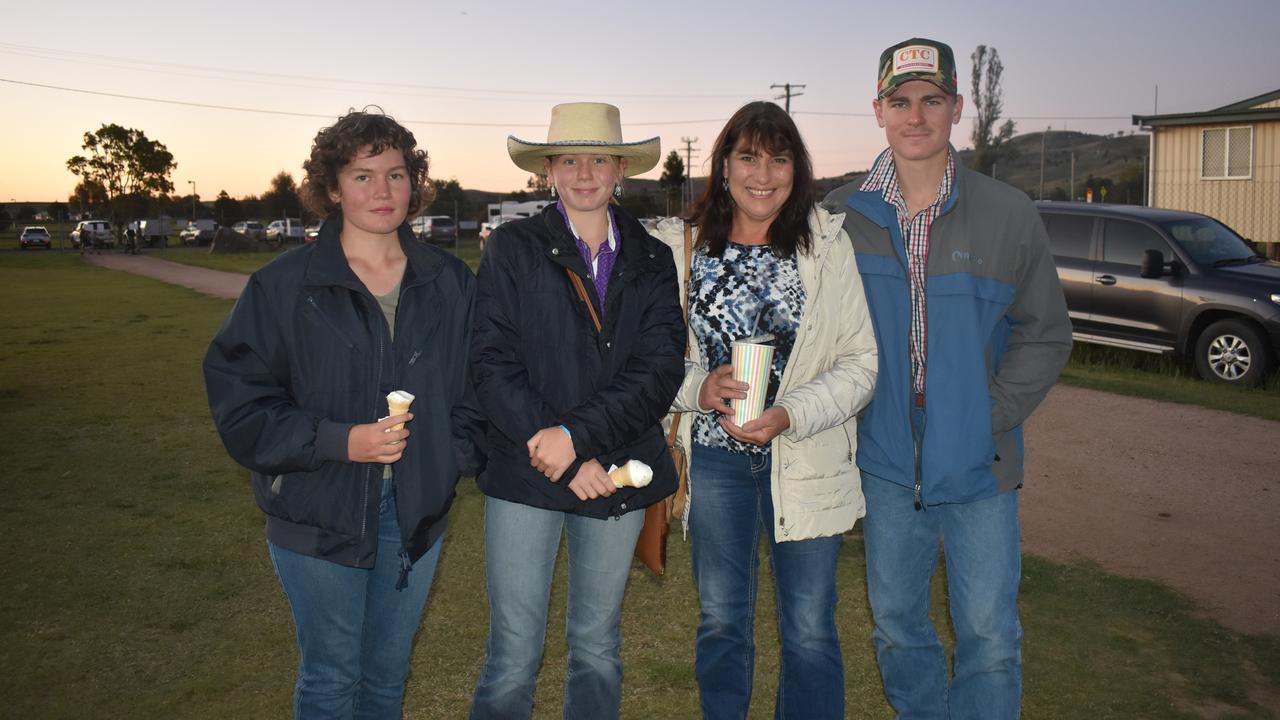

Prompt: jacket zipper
xmin=772 ymin=236 xmax=827 ymax=539
xmin=904 ymin=216 xmax=929 ymax=511
xmin=360 ymin=294 xmax=386 ymax=550
xmin=305 ymin=296 xmax=356 ymax=349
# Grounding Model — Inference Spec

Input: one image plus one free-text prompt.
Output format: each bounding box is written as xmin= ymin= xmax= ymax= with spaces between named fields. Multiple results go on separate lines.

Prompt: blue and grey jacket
xmin=823 ymin=161 xmax=1071 ymax=505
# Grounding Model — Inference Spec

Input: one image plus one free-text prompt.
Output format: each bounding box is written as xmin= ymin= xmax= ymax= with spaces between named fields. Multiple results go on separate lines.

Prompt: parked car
xmin=180 ymin=219 xmax=218 ymax=246
xmin=409 ymin=215 xmax=456 ymax=244
xmin=19 ymin=226 xmax=52 ymax=250
xmin=71 ymin=220 xmax=113 ymax=249
xmin=304 ymin=222 xmax=322 ymax=242
xmin=266 ymin=218 xmax=304 ymax=243
xmin=1037 ymin=201 xmax=1280 ymax=386
xmin=231 ymin=220 xmax=266 ymax=240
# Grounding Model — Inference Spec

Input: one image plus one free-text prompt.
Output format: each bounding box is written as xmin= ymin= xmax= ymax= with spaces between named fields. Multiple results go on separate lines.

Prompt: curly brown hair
xmin=300 ymin=109 xmax=433 ymax=218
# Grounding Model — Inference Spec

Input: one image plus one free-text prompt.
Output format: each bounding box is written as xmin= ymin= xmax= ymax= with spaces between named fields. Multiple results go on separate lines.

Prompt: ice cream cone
xmin=609 ymin=459 xmax=653 ymax=489
xmin=386 ymin=390 xmax=415 ymax=431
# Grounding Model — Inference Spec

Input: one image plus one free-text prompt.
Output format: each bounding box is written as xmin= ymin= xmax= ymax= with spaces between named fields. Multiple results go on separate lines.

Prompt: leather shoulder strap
xmin=564 ymin=268 xmax=602 ymax=333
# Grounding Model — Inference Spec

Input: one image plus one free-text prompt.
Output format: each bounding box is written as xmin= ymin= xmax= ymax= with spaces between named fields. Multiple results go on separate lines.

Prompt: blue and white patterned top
xmin=689 ymin=242 xmax=806 ymax=456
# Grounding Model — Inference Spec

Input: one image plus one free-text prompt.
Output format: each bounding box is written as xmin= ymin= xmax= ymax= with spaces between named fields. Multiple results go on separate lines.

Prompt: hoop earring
xmin=614 ymin=183 xmax=623 ymax=198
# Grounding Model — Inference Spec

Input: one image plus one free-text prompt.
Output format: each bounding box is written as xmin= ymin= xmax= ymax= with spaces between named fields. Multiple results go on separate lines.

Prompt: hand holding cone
xmin=386 ymin=390 xmax=415 ymax=431
xmin=608 ymin=459 xmax=653 ymax=489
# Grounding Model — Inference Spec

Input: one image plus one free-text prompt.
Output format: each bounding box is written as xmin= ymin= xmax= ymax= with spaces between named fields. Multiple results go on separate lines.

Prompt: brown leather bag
xmin=564 ymin=224 xmax=693 ymax=576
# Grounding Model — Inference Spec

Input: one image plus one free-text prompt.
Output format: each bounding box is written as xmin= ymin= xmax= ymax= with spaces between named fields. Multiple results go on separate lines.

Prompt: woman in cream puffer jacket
xmin=653 ymin=100 xmax=877 ymax=720
xmin=656 ymin=204 xmax=877 ymax=541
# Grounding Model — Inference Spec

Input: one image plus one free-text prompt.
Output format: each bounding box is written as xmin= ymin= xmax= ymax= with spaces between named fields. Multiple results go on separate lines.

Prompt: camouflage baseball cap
xmin=877 ymin=38 xmax=958 ymax=98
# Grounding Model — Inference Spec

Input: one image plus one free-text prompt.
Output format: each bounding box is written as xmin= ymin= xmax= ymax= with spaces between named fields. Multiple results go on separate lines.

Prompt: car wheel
xmin=1194 ymin=319 xmax=1271 ymax=386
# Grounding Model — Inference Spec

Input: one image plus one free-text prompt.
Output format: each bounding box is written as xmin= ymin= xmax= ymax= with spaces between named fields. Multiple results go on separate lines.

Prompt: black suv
xmin=1036 ymin=202 xmax=1280 ymax=386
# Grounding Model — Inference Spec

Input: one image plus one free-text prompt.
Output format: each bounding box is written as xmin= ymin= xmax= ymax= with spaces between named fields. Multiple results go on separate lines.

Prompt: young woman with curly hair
xmin=204 ymin=109 xmax=484 ymax=719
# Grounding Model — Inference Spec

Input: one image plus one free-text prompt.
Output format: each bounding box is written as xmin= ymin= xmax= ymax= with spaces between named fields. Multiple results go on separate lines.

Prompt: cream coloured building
xmin=1134 ymin=89 xmax=1280 ymax=258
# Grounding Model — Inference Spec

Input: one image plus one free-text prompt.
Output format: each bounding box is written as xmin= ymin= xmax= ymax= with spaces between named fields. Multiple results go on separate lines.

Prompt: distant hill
xmin=460 ymin=130 xmax=1150 ymax=215
xmin=813 ymin=130 xmax=1148 ymax=204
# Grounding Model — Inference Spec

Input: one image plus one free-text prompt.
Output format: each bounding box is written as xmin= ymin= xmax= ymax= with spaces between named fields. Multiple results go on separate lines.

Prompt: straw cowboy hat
xmin=507 ymin=103 xmax=660 ymax=177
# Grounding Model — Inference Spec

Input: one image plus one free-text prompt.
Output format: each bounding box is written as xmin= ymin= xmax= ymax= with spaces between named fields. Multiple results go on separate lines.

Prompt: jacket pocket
xmin=782 ymin=424 xmax=854 ymax=479
xmin=304 ymin=295 xmax=361 ymax=352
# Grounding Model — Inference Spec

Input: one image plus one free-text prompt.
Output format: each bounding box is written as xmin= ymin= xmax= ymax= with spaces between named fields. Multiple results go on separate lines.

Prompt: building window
xmin=1200 ymin=126 xmax=1253 ymax=180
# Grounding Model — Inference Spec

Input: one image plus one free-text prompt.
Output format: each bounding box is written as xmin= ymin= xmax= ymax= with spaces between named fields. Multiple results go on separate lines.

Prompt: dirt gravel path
xmin=84 ymin=252 xmax=246 ymax=300
xmin=85 ymin=253 xmax=1280 ymax=635
xmin=1023 ymin=384 xmax=1280 ymax=635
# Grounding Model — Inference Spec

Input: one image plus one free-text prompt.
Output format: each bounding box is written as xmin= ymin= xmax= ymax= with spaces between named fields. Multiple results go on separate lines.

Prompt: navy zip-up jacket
xmin=471 ymin=204 xmax=685 ymax=517
xmin=203 ymin=218 xmax=485 ymax=568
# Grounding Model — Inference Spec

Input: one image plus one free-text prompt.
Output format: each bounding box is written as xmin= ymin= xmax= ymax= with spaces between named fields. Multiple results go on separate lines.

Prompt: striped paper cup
xmin=730 ymin=340 xmax=775 ymax=425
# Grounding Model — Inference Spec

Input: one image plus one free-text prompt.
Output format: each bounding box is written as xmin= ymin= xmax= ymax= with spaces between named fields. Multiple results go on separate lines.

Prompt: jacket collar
xmin=304 ymin=213 xmax=445 ymax=293
xmin=539 ymin=203 xmax=661 ymax=274
xmin=848 ymin=147 xmax=965 ymax=227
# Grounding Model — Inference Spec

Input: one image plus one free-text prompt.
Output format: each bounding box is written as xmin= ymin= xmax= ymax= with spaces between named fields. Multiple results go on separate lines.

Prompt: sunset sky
xmin=2 ymin=0 xmax=1276 ymax=203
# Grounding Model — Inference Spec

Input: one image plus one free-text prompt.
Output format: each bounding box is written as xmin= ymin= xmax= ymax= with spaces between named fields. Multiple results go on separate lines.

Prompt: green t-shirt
xmin=376 ymin=282 xmax=401 ymax=479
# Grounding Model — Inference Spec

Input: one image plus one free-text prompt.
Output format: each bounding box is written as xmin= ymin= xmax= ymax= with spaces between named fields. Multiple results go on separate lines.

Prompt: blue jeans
xmin=469 ymin=496 xmax=645 ymax=720
xmin=861 ymin=472 xmax=1023 ymax=720
xmin=268 ymin=477 xmax=442 ymax=720
xmin=689 ymin=444 xmax=845 ymax=720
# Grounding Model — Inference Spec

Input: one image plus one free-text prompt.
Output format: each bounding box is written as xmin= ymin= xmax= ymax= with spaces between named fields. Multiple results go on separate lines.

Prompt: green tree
xmin=68 ymin=179 xmax=108 ymax=218
xmin=526 ymin=173 xmax=550 ymax=195
xmin=46 ymin=201 xmax=69 ymax=222
xmin=261 ymin=171 xmax=301 ymax=220
xmin=1115 ymin=162 xmax=1145 ymax=205
xmin=66 ymin=124 xmax=176 ymax=242
xmin=213 ymin=190 xmax=243 ymax=226
xmin=658 ymin=150 xmax=686 ymax=215
xmin=427 ymin=179 xmax=468 ymax=218
xmin=1083 ymin=174 xmax=1114 ymax=202
xmin=969 ymin=45 xmax=1016 ymax=177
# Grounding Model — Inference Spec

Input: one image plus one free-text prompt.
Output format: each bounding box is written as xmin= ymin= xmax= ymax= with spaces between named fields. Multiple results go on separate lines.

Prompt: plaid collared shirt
xmin=859 ymin=147 xmax=956 ymax=397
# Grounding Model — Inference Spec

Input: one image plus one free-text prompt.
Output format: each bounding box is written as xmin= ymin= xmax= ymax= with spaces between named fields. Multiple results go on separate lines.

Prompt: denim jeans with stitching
xmin=688 ymin=443 xmax=845 ymax=720
xmin=469 ymin=496 xmax=645 ymax=720
xmin=268 ymin=476 xmax=443 ymax=720
xmin=861 ymin=470 xmax=1023 ymax=720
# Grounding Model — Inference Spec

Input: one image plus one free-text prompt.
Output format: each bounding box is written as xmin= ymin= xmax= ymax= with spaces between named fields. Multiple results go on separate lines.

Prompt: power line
xmin=0 ymin=42 xmax=752 ymax=100
xmin=794 ymin=110 xmax=1131 ymax=120
xmin=0 ymin=78 xmax=728 ymax=128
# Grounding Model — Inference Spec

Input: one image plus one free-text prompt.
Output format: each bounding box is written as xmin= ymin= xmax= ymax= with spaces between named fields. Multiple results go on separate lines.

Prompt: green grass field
xmin=2 ymin=252 xmax=1278 ymax=718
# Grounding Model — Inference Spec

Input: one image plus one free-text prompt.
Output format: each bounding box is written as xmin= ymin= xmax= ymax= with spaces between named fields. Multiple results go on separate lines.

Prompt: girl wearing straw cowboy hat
xmin=468 ymin=103 xmax=685 ymax=720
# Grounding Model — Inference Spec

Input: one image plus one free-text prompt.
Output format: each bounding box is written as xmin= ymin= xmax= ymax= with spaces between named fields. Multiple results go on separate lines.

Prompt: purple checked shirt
xmin=556 ymin=200 xmax=620 ymax=315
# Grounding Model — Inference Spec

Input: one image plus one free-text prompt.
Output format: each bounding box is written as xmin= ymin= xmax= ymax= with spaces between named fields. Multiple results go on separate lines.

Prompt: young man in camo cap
xmin=823 ymin=38 xmax=1071 ymax=718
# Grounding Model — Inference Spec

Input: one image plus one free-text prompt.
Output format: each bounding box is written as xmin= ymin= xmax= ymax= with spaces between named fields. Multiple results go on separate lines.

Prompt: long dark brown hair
xmin=684 ymin=101 xmax=815 ymax=258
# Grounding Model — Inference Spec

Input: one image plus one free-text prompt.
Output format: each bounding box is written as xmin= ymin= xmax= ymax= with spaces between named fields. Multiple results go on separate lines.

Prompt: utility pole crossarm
xmin=771 ymin=83 xmax=806 ymax=114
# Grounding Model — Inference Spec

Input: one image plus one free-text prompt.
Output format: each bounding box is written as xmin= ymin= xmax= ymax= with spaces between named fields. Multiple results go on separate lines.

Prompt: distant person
xmin=125 ymin=225 xmax=138 ymax=254
xmin=203 ymin=109 xmax=485 ymax=719
xmin=822 ymin=38 xmax=1072 ymax=718
xmin=468 ymin=103 xmax=684 ymax=720
xmin=654 ymin=101 xmax=878 ymax=719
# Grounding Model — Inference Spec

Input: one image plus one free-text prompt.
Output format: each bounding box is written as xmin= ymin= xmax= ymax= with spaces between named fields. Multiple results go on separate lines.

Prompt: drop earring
xmin=550 ymin=184 xmax=557 ymax=199
xmin=614 ymin=183 xmax=623 ymax=198
xmin=721 ymin=177 xmax=729 ymax=191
